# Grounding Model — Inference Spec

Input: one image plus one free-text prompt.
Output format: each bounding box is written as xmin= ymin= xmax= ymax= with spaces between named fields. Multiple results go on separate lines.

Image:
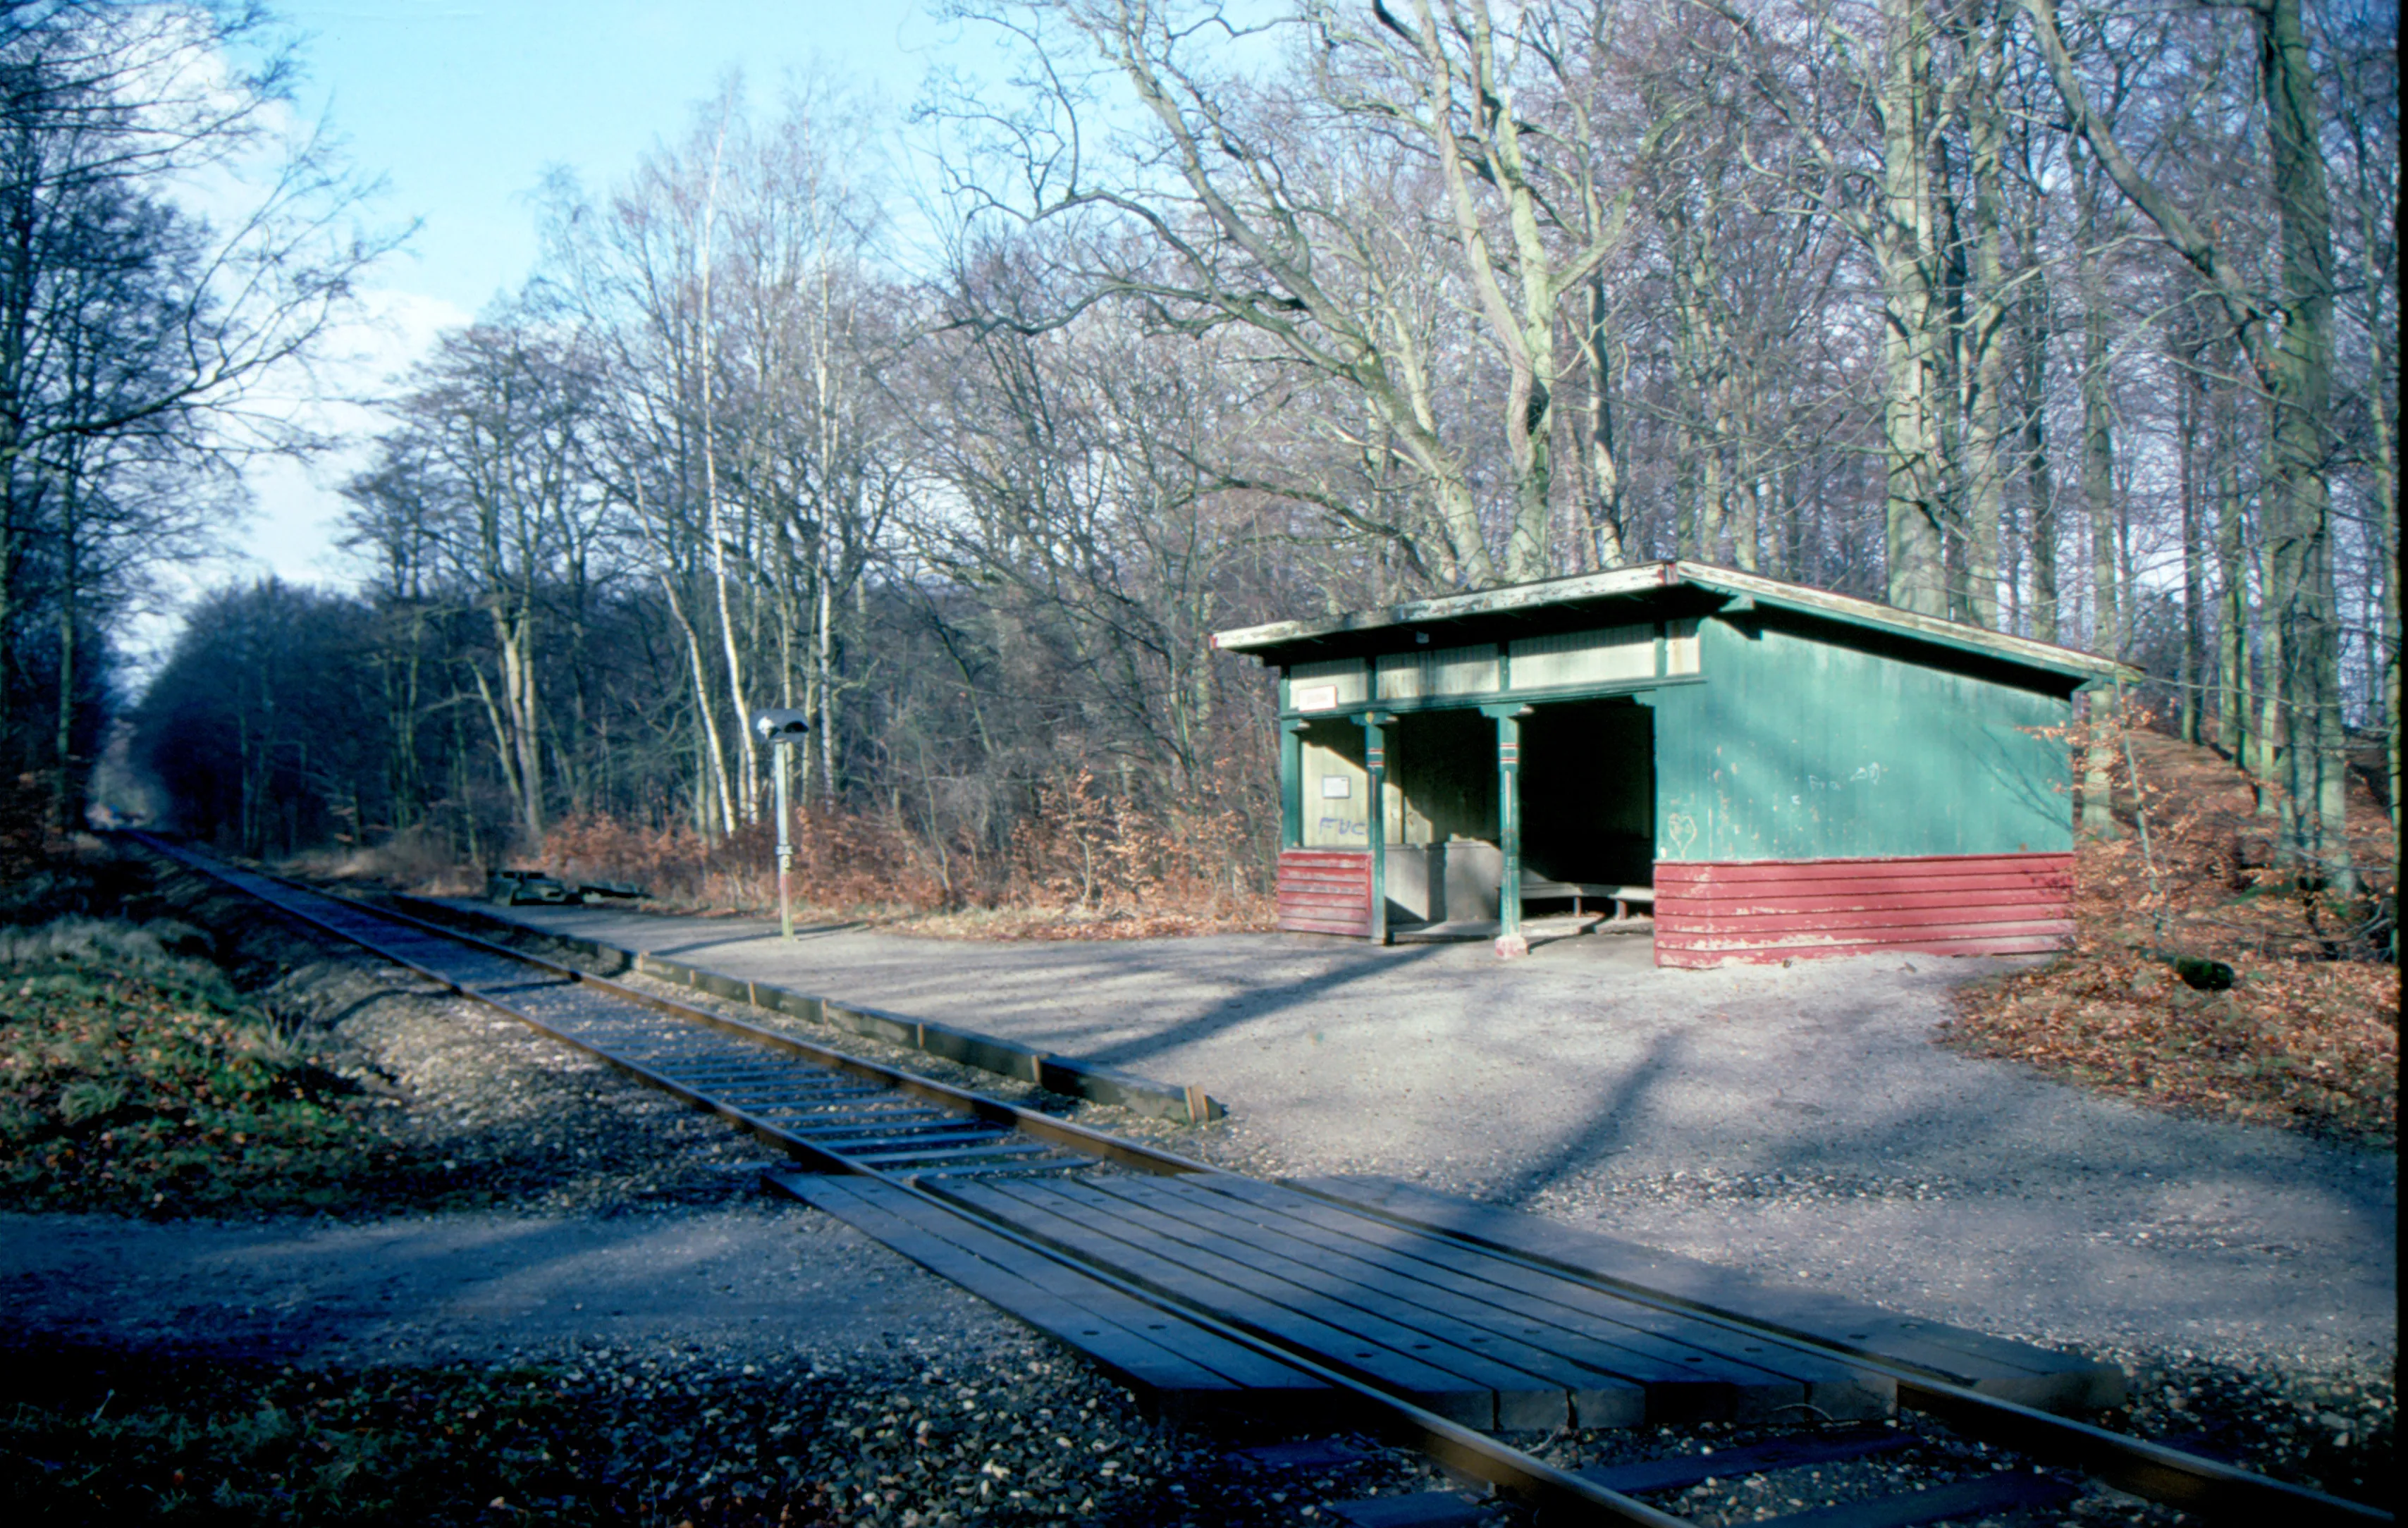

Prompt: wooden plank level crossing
xmin=140 ymin=839 xmax=2393 ymax=1527
xmin=770 ymin=1173 xmax=1331 ymax=1426
xmin=1294 ymin=1176 xmax=2125 ymax=1411
xmin=923 ymin=1174 xmax=1916 ymax=1432
xmin=780 ymin=1166 xmax=2127 ymax=1434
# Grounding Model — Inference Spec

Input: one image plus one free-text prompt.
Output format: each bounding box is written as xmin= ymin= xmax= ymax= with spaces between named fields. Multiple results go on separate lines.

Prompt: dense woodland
xmin=1 ymin=0 xmax=2395 ymax=923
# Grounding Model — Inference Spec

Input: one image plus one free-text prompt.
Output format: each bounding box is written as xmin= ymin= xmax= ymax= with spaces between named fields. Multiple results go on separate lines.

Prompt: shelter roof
xmin=1210 ymin=560 xmax=2139 ymax=684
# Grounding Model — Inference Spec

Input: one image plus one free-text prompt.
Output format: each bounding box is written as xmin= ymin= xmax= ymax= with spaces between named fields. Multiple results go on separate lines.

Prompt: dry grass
xmin=285 ymin=828 xmax=484 ymax=897
xmin=438 ymin=768 xmax=1283 ymax=939
xmin=887 ymin=904 xmax=1272 ymax=942
xmin=1945 ymin=720 xmax=2399 ymax=1147
xmin=0 ymin=917 xmax=425 ymax=1216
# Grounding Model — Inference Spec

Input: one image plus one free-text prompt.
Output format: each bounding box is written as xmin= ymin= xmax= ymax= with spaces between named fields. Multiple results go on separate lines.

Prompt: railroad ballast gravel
xmin=446 ymin=897 xmax=2396 ymax=1508
xmin=462 ymin=902 xmax=2391 ymax=1364
xmin=6 ymin=849 xmax=2386 ymax=1518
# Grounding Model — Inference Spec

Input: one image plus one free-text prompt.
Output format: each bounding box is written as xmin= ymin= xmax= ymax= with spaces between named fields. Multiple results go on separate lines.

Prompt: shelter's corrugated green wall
xmin=1653 ymin=616 xmax=2075 ymax=863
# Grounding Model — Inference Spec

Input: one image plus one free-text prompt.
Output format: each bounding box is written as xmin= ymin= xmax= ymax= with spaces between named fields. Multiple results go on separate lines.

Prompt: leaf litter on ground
xmin=1945 ymin=725 xmax=2397 ymax=1147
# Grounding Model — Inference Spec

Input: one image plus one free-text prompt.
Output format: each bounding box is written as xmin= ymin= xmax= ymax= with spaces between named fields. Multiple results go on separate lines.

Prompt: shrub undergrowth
xmin=0 ymin=918 xmax=405 ymax=1215
xmin=515 ymin=766 xmax=1277 ymax=938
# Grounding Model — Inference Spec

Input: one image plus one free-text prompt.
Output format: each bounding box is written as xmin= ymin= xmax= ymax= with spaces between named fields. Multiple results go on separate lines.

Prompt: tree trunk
xmin=2255 ymin=607 xmax=2285 ymax=820
xmin=816 ymin=560 xmax=837 ymax=808
xmin=696 ymin=125 xmax=757 ymax=824
xmin=2213 ymin=374 xmax=2249 ymax=767
xmin=2177 ymin=340 xmax=2205 ymax=745
xmin=1878 ymin=0 xmax=1947 ymax=616
xmin=1581 ymin=271 xmax=1626 ymax=567
xmin=661 ymin=571 xmax=737 ymax=838
xmin=2363 ymin=230 xmax=2400 ymax=834
xmin=50 ymin=472 xmax=77 ymax=834
xmin=2021 ymin=260 xmax=2059 ymax=642
xmin=2074 ymin=153 xmax=2122 ymax=836
xmin=1700 ymin=435 xmax=1726 ymax=565
xmin=2375 ymin=401 xmax=2401 ymax=828
xmin=2082 ymin=688 xmax=2117 ymax=839
xmin=2254 ymin=0 xmax=2351 ymax=892
xmin=1961 ymin=56 xmax=2009 ymax=631
xmin=2075 ymin=156 xmax=2120 ymax=658
xmin=1735 ymin=473 xmax=1762 ymax=574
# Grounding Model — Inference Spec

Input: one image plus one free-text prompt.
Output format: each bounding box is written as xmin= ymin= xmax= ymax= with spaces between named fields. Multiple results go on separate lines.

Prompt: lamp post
xmin=751 ymin=709 xmax=812 ymax=939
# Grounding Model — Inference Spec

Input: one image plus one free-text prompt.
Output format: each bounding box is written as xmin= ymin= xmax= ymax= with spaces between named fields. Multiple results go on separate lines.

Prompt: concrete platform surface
xmin=451 ymin=901 xmax=2396 ymax=1373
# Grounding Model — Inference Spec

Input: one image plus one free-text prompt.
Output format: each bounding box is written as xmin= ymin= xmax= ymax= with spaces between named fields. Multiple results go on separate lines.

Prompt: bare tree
xmin=940 ymin=0 xmax=1678 ymax=588
xmin=0 ymin=2 xmax=391 ymax=821
xmin=2027 ymin=0 xmax=2361 ymax=889
xmin=389 ymin=320 xmax=601 ymax=846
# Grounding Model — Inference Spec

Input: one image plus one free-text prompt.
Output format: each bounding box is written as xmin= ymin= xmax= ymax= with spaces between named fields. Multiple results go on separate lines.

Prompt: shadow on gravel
xmin=287 ymin=985 xmax=429 ymax=1040
xmin=1486 ymin=1030 xmax=1686 ymax=1209
xmin=643 ymin=920 xmax=864 ymax=958
xmin=1081 ymin=943 xmax=1447 ymax=1071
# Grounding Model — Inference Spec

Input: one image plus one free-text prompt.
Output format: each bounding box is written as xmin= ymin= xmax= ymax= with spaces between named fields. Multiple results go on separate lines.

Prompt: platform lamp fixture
xmin=751 ymin=709 xmax=812 ymax=939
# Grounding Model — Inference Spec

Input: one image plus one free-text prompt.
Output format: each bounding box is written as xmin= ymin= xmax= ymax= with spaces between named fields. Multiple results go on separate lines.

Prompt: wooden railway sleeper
xmin=133 ymin=834 xmax=2381 ymax=1527
xmin=805 ymin=1119 xmax=1013 ymax=1143
xmin=744 ymin=1104 xmax=945 ymax=1126
xmin=847 ymin=1142 xmax=1059 ymax=1169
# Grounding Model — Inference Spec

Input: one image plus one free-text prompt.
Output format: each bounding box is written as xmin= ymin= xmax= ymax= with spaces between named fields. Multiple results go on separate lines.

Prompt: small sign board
xmin=1320 ymin=775 xmax=1352 ymax=799
xmin=751 ymin=708 xmax=811 ymax=741
xmin=1294 ymin=683 xmax=1339 ymax=712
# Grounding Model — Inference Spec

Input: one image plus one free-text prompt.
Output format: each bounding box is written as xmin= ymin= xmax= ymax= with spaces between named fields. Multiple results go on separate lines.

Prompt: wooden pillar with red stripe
xmin=1278 ymin=720 xmax=1306 ymax=849
xmin=1485 ymin=701 xmax=1534 ymax=957
xmin=1357 ymin=710 xmax=1394 ymax=945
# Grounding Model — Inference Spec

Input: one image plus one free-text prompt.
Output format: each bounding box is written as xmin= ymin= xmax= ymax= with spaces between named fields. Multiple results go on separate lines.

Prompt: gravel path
xmin=0 ymin=1204 xmax=1019 ymax=1372
xmin=463 ymin=903 xmax=2396 ymax=1375
xmin=6 ymin=857 xmax=2391 ymax=1518
xmin=1 ymin=860 xmax=1474 ymax=1524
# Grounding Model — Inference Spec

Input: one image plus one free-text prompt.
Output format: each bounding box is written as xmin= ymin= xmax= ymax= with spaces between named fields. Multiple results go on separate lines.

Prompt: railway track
xmin=132 ymin=833 xmax=2388 ymax=1526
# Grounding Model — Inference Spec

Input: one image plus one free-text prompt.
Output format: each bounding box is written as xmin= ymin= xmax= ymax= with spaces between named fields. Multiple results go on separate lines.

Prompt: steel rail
xmin=1285 ymin=1191 xmax=2395 ymax=1524
xmin=133 ymin=834 xmax=2385 ymax=1525
xmin=130 ymin=832 xmax=1208 ymax=1178
xmin=133 ymin=832 xmax=1685 ymax=1524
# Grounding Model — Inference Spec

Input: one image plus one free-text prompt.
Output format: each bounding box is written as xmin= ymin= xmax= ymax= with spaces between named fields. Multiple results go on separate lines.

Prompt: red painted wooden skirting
xmin=1654 ymin=851 xmax=2075 ymax=968
xmin=1277 ymin=849 xmax=1375 ymax=937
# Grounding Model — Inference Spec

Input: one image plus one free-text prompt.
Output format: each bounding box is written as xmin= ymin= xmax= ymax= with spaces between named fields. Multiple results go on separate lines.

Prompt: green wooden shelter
xmin=1210 ymin=561 xmax=2134 ymax=965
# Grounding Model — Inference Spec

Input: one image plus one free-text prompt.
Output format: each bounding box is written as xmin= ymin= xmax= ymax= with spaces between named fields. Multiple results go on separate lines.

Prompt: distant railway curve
xmin=127 ymin=833 xmax=2389 ymax=1527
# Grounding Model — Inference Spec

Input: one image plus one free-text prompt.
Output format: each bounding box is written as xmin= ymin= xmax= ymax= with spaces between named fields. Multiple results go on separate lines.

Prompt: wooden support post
xmin=1279 ymin=720 xmax=1306 ymax=849
xmin=1358 ymin=711 xmax=1394 ymax=945
xmin=1484 ymin=703 xmax=1534 ymax=957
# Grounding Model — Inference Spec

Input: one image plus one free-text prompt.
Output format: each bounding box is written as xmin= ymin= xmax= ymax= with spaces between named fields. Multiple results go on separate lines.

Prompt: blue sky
xmin=281 ymin=1 xmax=951 ymax=317
xmin=220 ymin=1 xmax=964 ymax=596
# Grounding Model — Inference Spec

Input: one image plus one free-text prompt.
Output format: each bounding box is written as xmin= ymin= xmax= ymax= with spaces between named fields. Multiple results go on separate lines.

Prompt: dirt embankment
xmin=1946 ymin=727 xmax=2398 ymax=1147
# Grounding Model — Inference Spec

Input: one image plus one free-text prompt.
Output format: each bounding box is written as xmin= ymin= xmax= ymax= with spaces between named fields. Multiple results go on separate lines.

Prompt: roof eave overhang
xmin=1210 ymin=560 xmax=2139 ymax=686
xmin=1671 ymin=565 xmax=2141 ymax=684
xmin=1208 ymin=562 xmax=1682 ymax=656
